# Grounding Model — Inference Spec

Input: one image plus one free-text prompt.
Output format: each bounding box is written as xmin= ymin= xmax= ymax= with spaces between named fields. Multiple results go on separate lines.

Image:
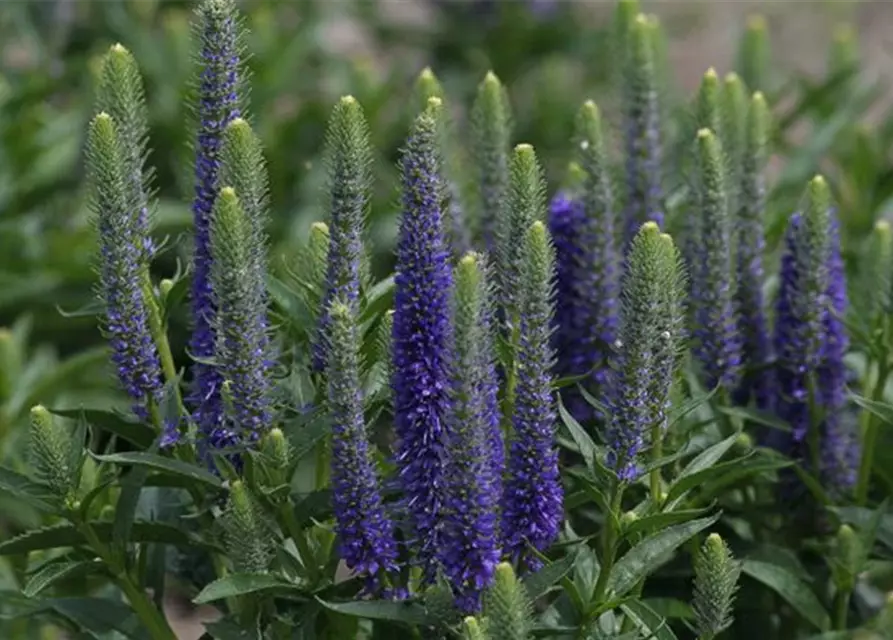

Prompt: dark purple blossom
xmin=440 ymin=253 xmax=501 ymax=612
xmin=392 ymin=99 xmax=453 ymax=578
xmin=817 ymin=222 xmax=858 ymax=492
xmin=607 ymin=223 xmax=685 ymax=481
xmin=503 ymin=221 xmax=562 ymax=571
xmin=188 ymin=0 xmax=244 ymax=448
xmin=327 ymin=301 xmax=399 ymax=591
xmin=313 ymin=96 xmax=372 ymax=372
xmin=734 ymin=92 xmax=773 ymax=409
xmin=209 ymin=188 xmax=273 ymax=444
xmin=86 ymin=113 xmax=163 ymax=420
xmin=690 ymin=129 xmax=741 ymax=392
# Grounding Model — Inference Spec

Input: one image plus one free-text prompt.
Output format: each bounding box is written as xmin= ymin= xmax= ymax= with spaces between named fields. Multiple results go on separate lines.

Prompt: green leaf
xmin=622 ymin=506 xmax=714 ymax=540
xmin=316 ymin=597 xmax=434 ymax=626
xmin=558 ymin=397 xmax=596 ymax=471
xmin=114 ymin=444 xmax=161 ymax=552
xmin=620 ymin=600 xmax=679 ymax=640
xmin=288 ymin=412 xmax=329 ymax=462
xmin=0 ymin=466 xmax=58 ymax=513
xmin=193 ymin=573 xmax=302 ymax=604
xmin=204 ymin=617 xmax=263 ymax=640
xmin=608 ymin=514 xmax=721 ymax=598
xmin=23 ymin=559 xmax=102 ymax=597
xmin=716 ymin=406 xmax=792 ymax=432
xmin=359 ymin=275 xmax=395 ymax=324
xmin=522 ymin=551 xmax=577 ymax=600
xmin=49 ymin=408 xmax=155 ymax=449
xmin=850 ymin=394 xmax=893 ymax=426
xmin=741 ymin=559 xmax=830 ymax=630
xmin=0 ymin=521 xmax=211 ymax=556
xmin=675 ymin=433 xmax=739 ymax=480
xmin=90 ymin=451 xmax=222 ymax=490
xmin=44 ymin=597 xmax=150 ymax=639
xmin=668 ymin=386 xmax=719 ymax=429
xmin=667 ymin=455 xmax=789 ymax=506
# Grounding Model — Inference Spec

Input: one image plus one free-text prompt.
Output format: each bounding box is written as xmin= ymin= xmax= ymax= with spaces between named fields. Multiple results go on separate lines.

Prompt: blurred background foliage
xmin=0 ymin=0 xmax=892 ymax=587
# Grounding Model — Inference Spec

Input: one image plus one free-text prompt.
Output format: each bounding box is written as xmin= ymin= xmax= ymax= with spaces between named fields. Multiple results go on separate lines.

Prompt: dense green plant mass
xmin=2 ymin=1 xmax=893 ymax=639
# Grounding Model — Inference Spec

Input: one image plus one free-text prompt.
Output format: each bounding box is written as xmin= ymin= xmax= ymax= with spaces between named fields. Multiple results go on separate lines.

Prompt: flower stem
xmin=650 ymin=422 xmax=663 ymax=505
xmin=584 ymin=485 xmax=624 ymax=636
xmin=78 ymin=518 xmax=175 ymax=640
xmin=834 ymin=588 xmax=851 ymax=630
xmin=856 ymin=354 xmax=890 ymax=505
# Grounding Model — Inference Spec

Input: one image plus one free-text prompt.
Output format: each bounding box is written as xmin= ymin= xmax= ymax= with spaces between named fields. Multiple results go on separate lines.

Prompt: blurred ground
xmin=154 ymin=0 xmax=892 ymax=637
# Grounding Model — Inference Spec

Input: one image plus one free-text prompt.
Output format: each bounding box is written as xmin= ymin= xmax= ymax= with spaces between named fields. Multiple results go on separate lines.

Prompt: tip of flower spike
xmin=752 ymin=91 xmax=767 ymax=106
xmin=459 ymin=252 xmax=478 ymax=268
xmin=640 ymin=220 xmax=660 ymax=235
xmin=339 ymin=95 xmax=358 ymax=107
xmin=426 ymin=96 xmax=443 ymax=110
xmin=160 ymin=279 xmax=175 ymax=297
xmin=94 ymin=111 xmax=112 ymax=123
xmin=110 ymin=43 xmax=129 ymax=54
xmin=697 ymin=127 xmax=714 ymax=139
xmin=419 ymin=67 xmax=437 ymax=82
xmin=876 ymin=220 xmax=891 ymax=234
xmin=634 ymin=13 xmax=648 ymax=27
xmin=703 ymin=67 xmax=719 ymax=81
xmin=834 ymin=24 xmax=855 ymax=44
xmin=311 ymin=221 xmax=329 ymax=234
xmin=494 ymin=561 xmax=516 ymax=584
xmin=706 ymin=532 xmax=722 ymax=545
xmin=724 ymin=71 xmax=741 ymax=85
xmin=483 ymin=70 xmax=500 ymax=86
xmin=810 ymin=174 xmax=827 ymax=188
xmin=219 ymin=185 xmax=237 ymax=200
xmin=582 ymin=99 xmax=599 ymax=117
xmin=30 ymin=405 xmax=49 ymax=421
xmin=747 ymin=14 xmax=766 ymax=31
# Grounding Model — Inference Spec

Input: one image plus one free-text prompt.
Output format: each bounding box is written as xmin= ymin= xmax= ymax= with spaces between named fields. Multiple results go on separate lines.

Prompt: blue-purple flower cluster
xmin=86 ymin=113 xmax=163 ymax=420
xmin=392 ymin=99 xmax=454 ymax=578
xmin=327 ymin=301 xmax=399 ymax=591
xmin=189 ymin=0 xmax=243 ymax=448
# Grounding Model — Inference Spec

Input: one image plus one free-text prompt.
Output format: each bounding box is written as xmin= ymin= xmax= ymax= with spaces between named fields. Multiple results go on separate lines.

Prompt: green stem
xmin=650 ymin=422 xmax=663 ymax=506
xmin=584 ymin=485 xmax=624 ymax=637
xmin=856 ymin=357 xmax=890 ymax=505
xmin=79 ymin=519 xmax=175 ymax=640
xmin=142 ymin=275 xmax=178 ymax=389
xmin=833 ymin=588 xmax=851 ymax=630
xmin=279 ymin=501 xmax=318 ymax=582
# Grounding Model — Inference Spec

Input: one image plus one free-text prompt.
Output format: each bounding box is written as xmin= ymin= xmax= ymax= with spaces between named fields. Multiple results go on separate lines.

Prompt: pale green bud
xmin=692 ymin=533 xmax=740 ymax=637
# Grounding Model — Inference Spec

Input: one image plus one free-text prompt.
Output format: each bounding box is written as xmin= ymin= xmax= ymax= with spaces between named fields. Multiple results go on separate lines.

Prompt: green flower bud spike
xmin=692 ymin=533 xmax=740 ymax=639
xmin=831 ymin=523 xmax=864 ymax=628
xmin=29 ymin=406 xmax=81 ymax=506
xmin=259 ymin=427 xmax=291 ymax=485
xmin=415 ymin=67 xmax=472 ymax=257
xmin=483 ymin=562 xmax=533 ymax=640
xmin=221 ymin=480 xmax=275 ymax=573
xmin=736 ymin=14 xmax=771 ymax=93
xmin=471 ymin=71 xmax=512 ymax=253
xmin=828 ymin=24 xmax=859 ymax=79
xmin=500 ymin=143 xmax=546 ymax=330
xmin=858 ymin=220 xmax=892 ymax=321
xmin=720 ymin=73 xmax=748 ymax=205
xmin=696 ymin=68 xmax=722 ymax=136
xmin=462 ymin=616 xmax=490 ymax=640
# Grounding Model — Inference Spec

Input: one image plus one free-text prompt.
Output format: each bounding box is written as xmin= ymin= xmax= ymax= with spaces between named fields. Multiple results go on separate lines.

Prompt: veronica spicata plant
xmin=5 ymin=2 xmax=893 ymax=639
